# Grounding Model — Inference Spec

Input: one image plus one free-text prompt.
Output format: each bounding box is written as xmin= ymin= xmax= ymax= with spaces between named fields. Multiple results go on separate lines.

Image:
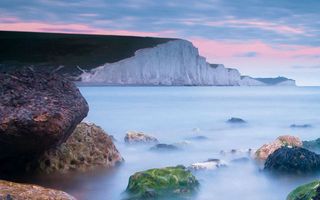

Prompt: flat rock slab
xmin=0 ymin=68 xmax=88 ymax=165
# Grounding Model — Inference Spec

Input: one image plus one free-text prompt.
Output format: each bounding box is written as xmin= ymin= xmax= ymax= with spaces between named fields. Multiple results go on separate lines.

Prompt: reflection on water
xmin=22 ymin=87 xmax=320 ymax=199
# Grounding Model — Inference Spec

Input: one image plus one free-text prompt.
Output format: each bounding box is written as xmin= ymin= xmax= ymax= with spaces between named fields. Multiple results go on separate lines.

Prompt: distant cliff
xmin=80 ymin=40 xmax=295 ymax=86
xmin=0 ymin=31 xmax=295 ymax=86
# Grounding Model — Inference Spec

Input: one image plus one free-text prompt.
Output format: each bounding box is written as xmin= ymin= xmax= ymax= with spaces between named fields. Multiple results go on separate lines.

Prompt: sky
xmin=0 ymin=0 xmax=320 ymax=86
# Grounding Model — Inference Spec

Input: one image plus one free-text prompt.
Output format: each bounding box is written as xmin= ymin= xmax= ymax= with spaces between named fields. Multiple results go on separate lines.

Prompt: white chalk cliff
xmin=80 ymin=40 xmax=295 ymax=86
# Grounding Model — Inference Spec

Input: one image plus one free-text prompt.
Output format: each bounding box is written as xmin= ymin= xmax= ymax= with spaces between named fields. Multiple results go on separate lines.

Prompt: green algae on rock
xmin=287 ymin=180 xmax=320 ymax=200
xmin=0 ymin=180 xmax=76 ymax=200
xmin=30 ymin=122 xmax=123 ymax=174
xmin=125 ymin=165 xmax=199 ymax=199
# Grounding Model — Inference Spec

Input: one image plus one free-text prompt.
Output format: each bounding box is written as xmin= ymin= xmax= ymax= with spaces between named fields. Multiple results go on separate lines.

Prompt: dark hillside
xmin=0 ymin=31 xmax=176 ymax=78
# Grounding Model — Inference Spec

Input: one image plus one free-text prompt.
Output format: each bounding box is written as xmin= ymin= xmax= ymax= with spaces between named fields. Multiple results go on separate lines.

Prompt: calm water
xmin=34 ymin=86 xmax=320 ymax=200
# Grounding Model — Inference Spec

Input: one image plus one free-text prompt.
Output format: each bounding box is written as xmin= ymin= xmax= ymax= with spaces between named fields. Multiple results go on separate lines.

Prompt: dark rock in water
xmin=186 ymin=135 xmax=208 ymax=141
xmin=303 ymin=138 xmax=320 ymax=152
xmin=28 ymin=122 xmax=123 ymax=174
xmin=227 ymin=117 xmax=247 ymax=124
xmin=290 ymin=124 xmax=312 ymax=128
xmin=287 ymin=180 xmax=320 ymax=200
xmin=0 ymin=68 xmax=89 ymax=172
xmin=150 ymin=144 xmax=180 ymax=151
xmin=125 ymin=165 xmax=199 ymax=199
xmin=0 ymin=180 xmax=76 ymax=200
xmin=264 ymin=147 xmax=320 ymax=174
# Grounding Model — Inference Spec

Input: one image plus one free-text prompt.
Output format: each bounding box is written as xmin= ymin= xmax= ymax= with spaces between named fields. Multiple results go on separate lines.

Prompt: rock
xmin=124 ymin=131 xmax=159 ymax=144
xmin=287 ymin=180 xmax=320 ymax=200
xmin=150 ymin=144 xmax=180 ymax=151
xmin=264 ymin=147 xmax=320 ymax=174
xmin=0 ymin=180 xmax=76 ymax=200
xmin=303 ymin=138 xmax=320 ymax=152
xmin=188 ymin=159 xmax=227 ymax=171
xmin=290 ymin=124 xmax=312 ymax=128
xmin=227 ymin=117 xmax=247 ymax=124
xmin=186 ymin=136 xmax=208 ymax=141
xmin=0 ymin=69 xmax=88 ymax=171
xmin=255 ymin=135 xmax=302 ymax=160
xmin=125 ymin=165 xmax=199 ymax=199
xmin=29 ymin=122 xmax=123 ymax=174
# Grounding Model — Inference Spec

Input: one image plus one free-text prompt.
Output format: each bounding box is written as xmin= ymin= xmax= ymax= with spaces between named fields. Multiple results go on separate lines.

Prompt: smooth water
xmin=34 ymin=86 xmax=320 ymax=200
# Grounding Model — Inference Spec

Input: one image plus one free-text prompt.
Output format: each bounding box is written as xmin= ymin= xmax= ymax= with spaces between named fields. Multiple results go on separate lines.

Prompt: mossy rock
xmin=287 ymin=180 xmax=320 ymax=200
xmin=125 ymin=165 xmax=199 ymax=199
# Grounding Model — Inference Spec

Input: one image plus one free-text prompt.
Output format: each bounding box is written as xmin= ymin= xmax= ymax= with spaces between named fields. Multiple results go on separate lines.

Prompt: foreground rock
xmin=30 ymin=122 xmax=123 ymax=174
xmin=150 ymin=144 xmax=180 ymax=151
xmin=264 ymin=147 xmax=320 ymax=174
xmin=303 ymin=138 xmax=320 ymax=152
xmin=287 ymin=180 xmax=320 ymax=200
xmin=0 ymin=180 xmax=76 ymax=200
xmin=227 ymin=117 xmax=246 ymax=124
xmin=255 ymin=135 xmax=302 ymax=160
xmin=124 ymin=131 xmax=159 ymax=144
xmin=125 ymin=165 xmax=199 ymax=199
xmin=188 ymin=159 xmax=227 ymax=171
xmin=0 ymin=69 xmax=88 ymax=171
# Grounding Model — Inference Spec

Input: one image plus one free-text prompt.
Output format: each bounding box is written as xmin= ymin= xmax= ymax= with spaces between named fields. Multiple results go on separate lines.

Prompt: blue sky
xmin=1 ymin=0 xmax=320 ymax=85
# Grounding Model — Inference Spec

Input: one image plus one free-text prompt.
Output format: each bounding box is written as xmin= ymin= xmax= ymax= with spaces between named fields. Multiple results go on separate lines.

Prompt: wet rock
xmin=227 ymin=117 xmax=247 ymax=124
xmin=125 ymin=165 xmax=199 ymax=199
xmin=0 ymin=180 xmax=76 ymax=200
xmin=303 ymin=138 xmax=320 ymax=152
xmin=0 ymin=69 xmax=88 ymax=171
xmin=255 ymin=135 xmax=302 ymax=160
xmin=150 ymin=144 xmax=180 ymax=151
xmin=30 ymin=122 xmax=123 ymax=174
xmin=290 ymin=124 xmax=312 ymax=128
xmin=188 ymin=159 xmax=227 ymax=171
xmin=124 ymin=131 xmax=158 ymax=144
xmin=264 ymin=147 xmax=320 ymax=174
xmin=287 ymin=180 xmax=320 ymax=200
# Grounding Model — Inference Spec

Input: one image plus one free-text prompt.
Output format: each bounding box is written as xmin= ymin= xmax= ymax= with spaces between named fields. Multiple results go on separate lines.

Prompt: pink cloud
xmin=191 ymin=38 xmax=320 ymax=61
xmin=0 ymin=19 xmax=176 ymax=37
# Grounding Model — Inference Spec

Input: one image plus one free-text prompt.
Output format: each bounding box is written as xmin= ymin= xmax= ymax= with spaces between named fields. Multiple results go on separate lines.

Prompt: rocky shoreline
xmin=0 ymin=69 xmax=318 ymax=200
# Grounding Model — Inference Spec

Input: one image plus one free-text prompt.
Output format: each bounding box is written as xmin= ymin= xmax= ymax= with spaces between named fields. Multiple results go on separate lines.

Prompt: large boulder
xmin=0 ymin=180 xmax=76 ymax=200
xmin=0 ymin=69 xmax=88 ymax=170
xmin=264 ymin=147 xmax=320 ymax=174
xmin=255 ymin=135 xmax=302 ymax=160
xmin=30 ymin=122 xmax=123 ymax=174
xmin=125 ymin=165 xmax=199 ymax=199
xmin=287 ymin=180 xmax=320 ymax=200
xmin=124 ymin=131 xmax=158 ymax=144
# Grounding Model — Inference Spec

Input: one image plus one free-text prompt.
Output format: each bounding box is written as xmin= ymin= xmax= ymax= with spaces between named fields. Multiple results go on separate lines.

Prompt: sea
xmin=32 ymin=86 xmax=320 ymax=200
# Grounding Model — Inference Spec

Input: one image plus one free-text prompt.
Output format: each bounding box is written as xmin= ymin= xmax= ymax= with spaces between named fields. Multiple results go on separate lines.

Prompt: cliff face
xmin=81 ymin=40 xmax=243 ymax=86
xmin=80 ymin=40 xmax=295 ymax=86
